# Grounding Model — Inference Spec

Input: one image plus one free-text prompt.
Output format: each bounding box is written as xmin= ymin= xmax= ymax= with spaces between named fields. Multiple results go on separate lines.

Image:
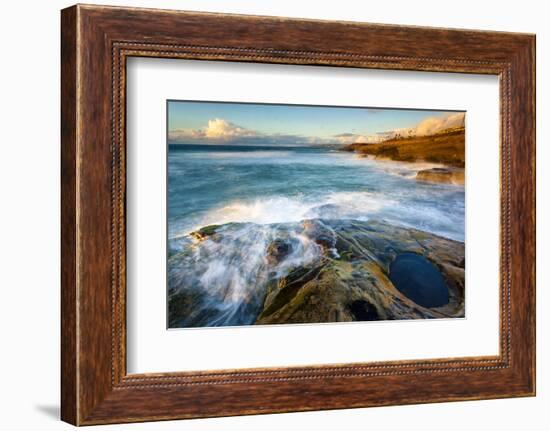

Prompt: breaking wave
xmin=176 ymin=191 xmax=392 ymax=236
xmin=169 ymin=220 xmax=326 ymax=327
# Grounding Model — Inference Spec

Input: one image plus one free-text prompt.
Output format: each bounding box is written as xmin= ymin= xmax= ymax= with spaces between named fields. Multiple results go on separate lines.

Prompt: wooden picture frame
xmin=61 ymin=4 xmax=536 ymax=425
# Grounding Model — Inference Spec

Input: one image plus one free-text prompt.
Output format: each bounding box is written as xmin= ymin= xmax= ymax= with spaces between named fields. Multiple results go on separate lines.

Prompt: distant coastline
xmin=342 ymin=126 xmax=465 ymax=184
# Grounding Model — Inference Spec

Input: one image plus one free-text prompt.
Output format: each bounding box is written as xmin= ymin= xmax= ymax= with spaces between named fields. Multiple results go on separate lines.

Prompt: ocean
xmin=167 ymin=143 xmax=465 ymax=327
xmin=168 ymin=143 xmax=464 ymax=241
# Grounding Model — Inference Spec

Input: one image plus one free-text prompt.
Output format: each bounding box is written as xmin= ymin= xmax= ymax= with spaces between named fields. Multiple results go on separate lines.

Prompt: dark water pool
xmin=389 ymin=253 xmax=449 ymax=308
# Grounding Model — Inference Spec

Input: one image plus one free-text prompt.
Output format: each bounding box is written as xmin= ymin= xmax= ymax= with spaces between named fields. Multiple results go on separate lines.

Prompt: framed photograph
xmin=165 ymin=100 xmax=467 ymax=330
xmin=61 ymin=4 xmax=536 ymax=425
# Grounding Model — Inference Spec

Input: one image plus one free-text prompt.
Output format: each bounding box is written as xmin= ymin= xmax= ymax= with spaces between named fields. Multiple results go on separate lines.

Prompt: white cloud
xmin=380 ymin=112 xmax=465 ymax=140
xmin=169 ymin=118 xmax=258 ymax=142
xmin=414 ymin=112 xmax=465 ymax=136
xmin=168 ymin=129 xmax=202 ymax=141
xmin=332 ymin=112 xmax=464 ymax=145
xmin=333 ymin=133 xmax=382 ymax=145
xmin=203 ymin=118 xmax=258 ymax=140
xmin=354 ymin=135 xmax=381 ymax=144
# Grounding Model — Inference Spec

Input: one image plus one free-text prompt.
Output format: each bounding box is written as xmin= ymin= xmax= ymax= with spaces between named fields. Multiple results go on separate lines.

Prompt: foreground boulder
xmin=256 ymin=219 xmax=464 ymax=324
xmin=169 ymin=219 xmax=465 ymax=327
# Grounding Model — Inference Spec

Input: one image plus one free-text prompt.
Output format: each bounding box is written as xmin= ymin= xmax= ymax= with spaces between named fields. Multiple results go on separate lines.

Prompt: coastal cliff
xmin=344 ymin=127 xmax=465 ymax=185
xmin=343 ymin=126 xmax=465 ymax=168
xmin=168 ymin=219 xmax=465 ymax=327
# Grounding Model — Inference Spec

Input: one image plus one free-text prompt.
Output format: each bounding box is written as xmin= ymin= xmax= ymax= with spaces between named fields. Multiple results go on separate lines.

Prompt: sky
xmin=168 ymin=100 xmax=465 ymax=146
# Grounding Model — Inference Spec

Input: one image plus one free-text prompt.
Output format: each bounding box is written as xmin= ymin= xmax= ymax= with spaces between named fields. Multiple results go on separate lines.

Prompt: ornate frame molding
xmin=61 ymin=5 xmax=535 ymax=425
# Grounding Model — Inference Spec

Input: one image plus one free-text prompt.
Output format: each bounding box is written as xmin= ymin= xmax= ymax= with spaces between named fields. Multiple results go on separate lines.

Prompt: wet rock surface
xmin=415 ymin=167 xmax=465 ymax=185
xmin=168 ymin=218 xmax=465 ymax=327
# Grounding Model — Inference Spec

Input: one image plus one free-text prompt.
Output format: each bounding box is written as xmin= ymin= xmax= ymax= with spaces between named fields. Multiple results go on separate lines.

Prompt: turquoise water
xmin=167 ymin=143 xmax=465 ymax=327
xmin=168 ymin=143 xmax=464 ymax=242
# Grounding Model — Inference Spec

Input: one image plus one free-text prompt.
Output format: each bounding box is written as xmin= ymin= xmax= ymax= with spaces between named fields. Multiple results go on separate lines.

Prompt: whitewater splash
xmin=168 ymin=192 xmax=396 ymax=327
xmin=174 ymin=191 xmax=392 ymax=238
xmin=171 ymin=185 xmax=463 ymax=246
xmin=168 ymin=220 xmax=328 ymax=327
xmin=169 ymin=192 xmax=405 ymax=327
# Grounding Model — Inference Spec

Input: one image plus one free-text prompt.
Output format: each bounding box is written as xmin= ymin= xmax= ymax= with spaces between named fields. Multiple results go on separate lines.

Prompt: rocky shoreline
xmin=415 ymin=167 xmax=465 ymax=185
xmin=168 ymin=219 xmax=465 ymax=328
xmin=343 ymin=127 xmax=465 ymax=185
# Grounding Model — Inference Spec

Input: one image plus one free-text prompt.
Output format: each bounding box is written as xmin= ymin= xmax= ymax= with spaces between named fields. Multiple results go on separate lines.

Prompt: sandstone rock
xmin=256 ymin=219 xmax=465 ymax=324
xmin=302 ymin=219 xmax=337 ymax=255
xmin=266 ymin=238 xmax=294 ymax=264
xmin=416 ymin=167 xmax=465 ymax=185
xmin=189 ymin=224 xmax=221 ymax=241
xmin=170 ymin=219 xmax=465 ymax=327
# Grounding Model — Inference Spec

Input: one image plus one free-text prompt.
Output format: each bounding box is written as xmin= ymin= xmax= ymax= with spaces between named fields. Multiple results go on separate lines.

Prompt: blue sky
xmin=168 ymin=100 xmax=464 ymax=146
